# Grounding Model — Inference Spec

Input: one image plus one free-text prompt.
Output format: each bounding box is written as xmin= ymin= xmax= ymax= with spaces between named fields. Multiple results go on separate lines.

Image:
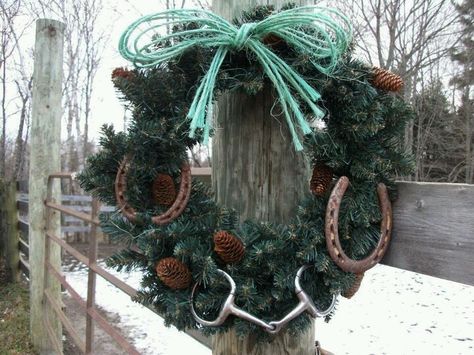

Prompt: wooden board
xmin=382 ymin=181 xmax=474 ymax=286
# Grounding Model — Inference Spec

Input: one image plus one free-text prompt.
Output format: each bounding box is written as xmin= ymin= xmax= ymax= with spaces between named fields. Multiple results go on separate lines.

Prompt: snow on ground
xmin=63 ymin=263 xmax=473 ymax=355
xmin=317 ymin=265 xmax=474 ymax=355
xmin=63 ymin=264 xmax=210 ymax=355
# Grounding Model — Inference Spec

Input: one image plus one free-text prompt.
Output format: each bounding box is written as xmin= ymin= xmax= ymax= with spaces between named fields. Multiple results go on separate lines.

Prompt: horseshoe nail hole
xmin=330 ymin=225 xmax=335 ymax=233
xmin=330 ymin=210 xmax=334 ymax=217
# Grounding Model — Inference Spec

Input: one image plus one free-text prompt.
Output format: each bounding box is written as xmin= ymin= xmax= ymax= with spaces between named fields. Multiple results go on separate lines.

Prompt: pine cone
xmin=213 ymin=231 xmax=245 ymax=264
xmin=342 ymin=272 xmax=364 ymax=299
xmin=372 ymin=67 xmax=403 ymax=92
xmin=111 ymin=67 xmax=134 ymax=81
xmin=152 ymin=173 xmax=176 ymax=206
xmin=156 ymin=257 xmax=191 ymax=290
xmin=310 ymin=163 xmax=333 ymax=196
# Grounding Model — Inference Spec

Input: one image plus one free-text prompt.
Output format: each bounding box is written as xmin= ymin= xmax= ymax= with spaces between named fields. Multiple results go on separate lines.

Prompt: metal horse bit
xmin=190 ymin=265 xmax=337 ymax=333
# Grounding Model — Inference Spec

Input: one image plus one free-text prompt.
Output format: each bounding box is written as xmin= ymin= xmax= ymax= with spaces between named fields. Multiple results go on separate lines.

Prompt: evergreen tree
xmin=451 ymin=0 xmax=474 ymax=88
xmin=451 ymin=0 xmax=474 ymax=183
xmin=412 ymin=82 xmax=464 ymax=181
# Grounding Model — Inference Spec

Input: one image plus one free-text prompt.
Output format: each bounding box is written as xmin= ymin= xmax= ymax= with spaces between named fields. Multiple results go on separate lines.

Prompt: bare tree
xmin=13 ymin=77 xmax=32 ymax=179
xmin=345 ymin=0 xmax=459 ymax=78
xmin=28 ymin=0 xmax=108 ymax=174
xmin=0 ymin=1 xmax=21 ymax=178
xmin=412 ymin=80 xmax=458 ymax=182
xmin=162 ymin=0 xmax=210 ymax=10
xmin=1 ymin=0 xmax=35 ymax=180
xmin=341 ymin=0 xmax=460 ymax=180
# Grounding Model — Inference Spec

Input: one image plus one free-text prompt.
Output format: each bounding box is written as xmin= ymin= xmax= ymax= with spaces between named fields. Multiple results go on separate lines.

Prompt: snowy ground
xmin=63 ymin=264 xmax=209 ymax=355
xmin=63 ymin=263 xmax=473 ymax=355
xmin=318 ymin=265 xmax=474 ymax=355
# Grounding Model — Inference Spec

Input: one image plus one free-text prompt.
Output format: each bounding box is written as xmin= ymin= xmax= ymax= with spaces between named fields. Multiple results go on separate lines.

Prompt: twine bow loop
xmin=233 ymin=22 xmax=258 ymax=49
xmin=119 ymin=6 xmax=352 ymax=151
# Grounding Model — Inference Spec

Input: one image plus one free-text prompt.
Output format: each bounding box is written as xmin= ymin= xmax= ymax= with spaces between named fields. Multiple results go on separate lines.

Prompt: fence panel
xmin=16 ymin=169 xmax=473 ymax=353
xmin=38 ymin=172 xmax=212 ymax=353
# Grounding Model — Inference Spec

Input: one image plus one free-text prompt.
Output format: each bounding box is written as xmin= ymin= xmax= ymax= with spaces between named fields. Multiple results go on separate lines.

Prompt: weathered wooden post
xmin=0 ymin=181 xmax=5 ymax=260
xmin=212 ymin=1 xmax=316 ymax=354
xmin=29 ymin=19 xmax=64 ymax=353
xmin=0 ymin=182 xmax=3 ymax=255
xmin=1 ymin=182 xmax=20 ymax=283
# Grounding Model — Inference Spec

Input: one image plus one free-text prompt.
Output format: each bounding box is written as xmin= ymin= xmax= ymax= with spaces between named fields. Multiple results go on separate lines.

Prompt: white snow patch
xmin=317 ymin=265 xmax=474 ymax=355
xmin=63 ymin=264 xmax=210 ymax=355
xmin=64 ymin=263 xmax=473 ymax=354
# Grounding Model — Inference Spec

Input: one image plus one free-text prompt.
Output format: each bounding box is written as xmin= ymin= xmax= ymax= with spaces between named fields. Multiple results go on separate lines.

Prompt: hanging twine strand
xmin=119 ymin=6 xmax=352 ymax=151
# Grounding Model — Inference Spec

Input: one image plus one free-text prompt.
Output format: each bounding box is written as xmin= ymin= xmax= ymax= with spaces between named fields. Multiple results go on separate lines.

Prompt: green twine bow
xmin=119 ymin=6 xmax=352 ymax=151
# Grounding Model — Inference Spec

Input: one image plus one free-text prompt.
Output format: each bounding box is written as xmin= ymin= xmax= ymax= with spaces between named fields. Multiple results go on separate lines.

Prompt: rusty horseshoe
xmin=325 ymin=176 xmax=392 ymax=273
xmin=114 ymin=154 xmax=192 ymax=225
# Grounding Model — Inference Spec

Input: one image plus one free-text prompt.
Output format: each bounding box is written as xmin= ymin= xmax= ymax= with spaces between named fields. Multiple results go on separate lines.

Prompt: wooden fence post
xmin=29 ymin=18 xmax=64 ymax=353
xmin=0 ymin=181 xmax=4 ymax=258
xmin=212 ymin=1 xmax=317 ymax=354
xmin=85 ymin=198 xmax=100 ymax=354
xmin=1 ymin=182 xmax=20 ymax=283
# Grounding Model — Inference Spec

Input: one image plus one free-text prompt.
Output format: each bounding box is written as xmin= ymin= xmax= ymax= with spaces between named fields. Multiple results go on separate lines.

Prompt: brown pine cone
xmin=342 ymin=272 xmax=364 ymax=299
xmin=310 ymin=163 xmax=333 ymax=196
xmin=111 ymin=67 xmax=134 ymax=81
xmin=213 ymin=231 xmax=245 ymax=264
xmin=152 ymin=173 xmax=176 ymax=206
xmin=156 ymin=257 xmax=192 ymax=290
xmin=372 ymin=67 xmax=403 ymax=92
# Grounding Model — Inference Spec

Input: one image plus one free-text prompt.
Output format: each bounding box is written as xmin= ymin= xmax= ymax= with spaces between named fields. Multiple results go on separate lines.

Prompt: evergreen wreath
xmin=79 ymin=4 xmax=414 ymax=341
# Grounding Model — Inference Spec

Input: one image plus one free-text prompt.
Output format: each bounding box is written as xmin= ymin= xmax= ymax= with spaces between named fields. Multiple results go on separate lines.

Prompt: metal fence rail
xmin=41 ymin=172 xmax=143 ymax=354
xmin=36 ymin=172 xmax=211 ymax=354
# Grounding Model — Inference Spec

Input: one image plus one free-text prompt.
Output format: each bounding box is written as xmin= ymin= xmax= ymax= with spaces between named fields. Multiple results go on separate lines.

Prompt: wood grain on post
xmin=29 ymin=18 xmax=64 ymax=353
xmin=212 ymin=1 xmax=316 ymax=354
xmin=3 ymin=182 xmax=20 ymax=283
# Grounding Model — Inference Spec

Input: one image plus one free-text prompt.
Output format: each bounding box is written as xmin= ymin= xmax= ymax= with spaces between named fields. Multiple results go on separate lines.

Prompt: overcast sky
xmin=80 ymin=0 xmax=206 ymax=140
xmin=4 ymin=1 xmax=206 ymax=140
xmin=7 ymin=0 xmax=459 ymax=142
